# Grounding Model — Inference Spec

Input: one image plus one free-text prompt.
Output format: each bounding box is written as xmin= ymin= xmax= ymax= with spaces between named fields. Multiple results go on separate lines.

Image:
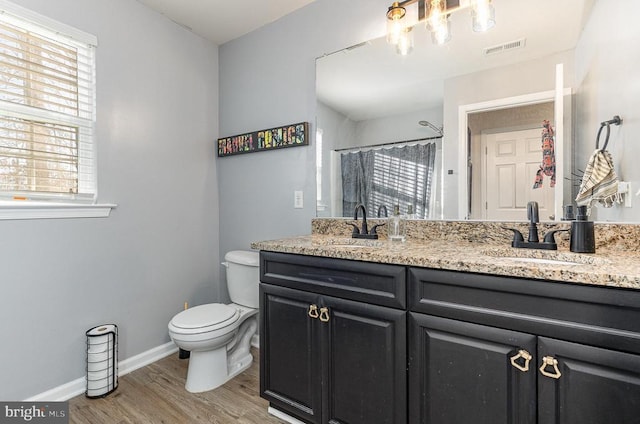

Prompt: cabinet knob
xmin=539 ymin=356 xmax=562 ymax=379
xmin=319 ymin=307 xmax=330 ymax=322
xmin=308 ymin=304 xmax=319 ymax=319
xmin=510 ymin=349 xmax=532 ymax=372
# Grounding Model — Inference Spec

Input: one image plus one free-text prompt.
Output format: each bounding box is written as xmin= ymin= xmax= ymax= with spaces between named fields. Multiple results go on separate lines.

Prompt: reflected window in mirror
xmin=339 ymin=142 xmax=437 ymax=219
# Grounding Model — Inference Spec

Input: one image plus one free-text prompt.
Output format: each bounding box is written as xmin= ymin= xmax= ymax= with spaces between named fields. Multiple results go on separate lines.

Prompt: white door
xmin=483 ymin=128 xmax=555 ymax=220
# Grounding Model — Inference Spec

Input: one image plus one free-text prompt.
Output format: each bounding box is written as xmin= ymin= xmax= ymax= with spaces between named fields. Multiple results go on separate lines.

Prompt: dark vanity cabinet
xmin=536 ymin=337 xmax=640 ymax=424
xmin=409 ymin=313 xmax=538 ymax=423
xmin=409 ymin=268 xmax=640 ymax=424
xmin=259 ymin=251 xmax=640 ymax=424
xmin=259 ymin=252 xmax=407 ymax=424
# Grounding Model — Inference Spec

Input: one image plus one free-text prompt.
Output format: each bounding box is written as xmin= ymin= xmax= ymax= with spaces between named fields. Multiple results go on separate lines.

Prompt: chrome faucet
xmin=348 ymin=204 xmax=384 ymax=239
xmin=503 ymin=201 xmax=568 ymax=250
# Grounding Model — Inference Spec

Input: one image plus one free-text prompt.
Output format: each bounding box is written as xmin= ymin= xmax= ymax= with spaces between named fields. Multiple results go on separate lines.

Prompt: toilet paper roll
xmin=87 ymin=351 xmax=114 ymax=363
xmin=87 ymin=377 xmax=110 ymax=391
xmin=87 ymin=338 xmax=110 ymax=354
xmin=86 ymin=387 xmax=113 ymax=397
xmin=87 ymin=369 xmax=115 ymax=381
xmin=87 ymin=326 xmax=116 ymax=354
xmin=87 ymin=357 xmax=114 ymax=372
xmin=87 ymin=324 xmax=117 ymax=337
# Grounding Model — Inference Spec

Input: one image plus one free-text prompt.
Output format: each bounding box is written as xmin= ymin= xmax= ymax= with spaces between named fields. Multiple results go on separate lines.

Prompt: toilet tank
xmin=224 ymin=250 xmax=260 ymax=308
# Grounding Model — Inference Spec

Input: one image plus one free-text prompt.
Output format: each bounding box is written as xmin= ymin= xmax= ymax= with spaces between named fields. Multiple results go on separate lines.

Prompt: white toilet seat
xmin=169 ymin=303 xmax=240 ymax=335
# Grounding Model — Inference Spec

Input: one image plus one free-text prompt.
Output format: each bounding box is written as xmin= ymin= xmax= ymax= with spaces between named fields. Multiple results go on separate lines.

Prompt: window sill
xmin=0 ymin=201 xmax=117 ymax=220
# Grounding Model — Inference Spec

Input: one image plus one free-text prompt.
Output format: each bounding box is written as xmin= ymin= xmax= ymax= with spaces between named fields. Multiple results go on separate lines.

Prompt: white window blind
xmin=0 ymin=2 xmax=96 ymax=202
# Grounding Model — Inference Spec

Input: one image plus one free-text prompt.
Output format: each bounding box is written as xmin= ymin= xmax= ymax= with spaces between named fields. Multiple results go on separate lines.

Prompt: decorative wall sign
xmin=217 ymin=122 xmax=309 ymax=157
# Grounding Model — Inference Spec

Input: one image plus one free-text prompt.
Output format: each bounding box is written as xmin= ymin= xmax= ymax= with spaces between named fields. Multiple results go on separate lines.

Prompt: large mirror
xmin=316 ymin=0 xmax=640 ymax=222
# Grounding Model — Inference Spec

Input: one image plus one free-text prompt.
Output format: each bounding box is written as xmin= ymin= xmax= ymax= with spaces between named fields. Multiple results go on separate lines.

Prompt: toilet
xmin=168 ymin=250 xmax=260 ymax=393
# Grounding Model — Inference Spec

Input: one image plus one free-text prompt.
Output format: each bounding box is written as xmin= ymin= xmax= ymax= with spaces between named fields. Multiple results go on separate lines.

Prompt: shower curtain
xmin=341 ymin=142 xmax=436 ymax=219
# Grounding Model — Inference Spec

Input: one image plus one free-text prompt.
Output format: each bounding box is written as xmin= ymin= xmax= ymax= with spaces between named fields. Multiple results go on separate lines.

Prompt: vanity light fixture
xmin=386 ymin=1 xmax=407 ymax=45
xmin=385 ymin=0 xmax=496 ymax=49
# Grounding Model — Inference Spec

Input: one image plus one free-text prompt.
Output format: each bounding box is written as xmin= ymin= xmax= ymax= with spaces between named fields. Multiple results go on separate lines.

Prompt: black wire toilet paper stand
xmin=86 ymin=324 xmax=118 ymax=398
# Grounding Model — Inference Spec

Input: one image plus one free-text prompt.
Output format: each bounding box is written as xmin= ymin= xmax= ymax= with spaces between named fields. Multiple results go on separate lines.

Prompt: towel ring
xmin=596 ymin=115 xmax=622 ymax=152
xmin=596 ymin=124 xmax=611 ymax=151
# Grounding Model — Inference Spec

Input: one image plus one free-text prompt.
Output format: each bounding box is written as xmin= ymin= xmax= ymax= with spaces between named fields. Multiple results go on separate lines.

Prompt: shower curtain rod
xmin=334 ymin=135 xmax=442 ymax=152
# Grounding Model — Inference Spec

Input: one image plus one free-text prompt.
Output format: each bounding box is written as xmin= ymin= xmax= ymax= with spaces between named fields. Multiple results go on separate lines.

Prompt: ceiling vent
xmin=483 ymin=38 xmax=526 ymax=56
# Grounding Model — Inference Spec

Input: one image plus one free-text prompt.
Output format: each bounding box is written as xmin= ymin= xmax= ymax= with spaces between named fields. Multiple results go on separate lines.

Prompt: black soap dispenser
xmin=570 ymin=206 xmax=595 ymax=253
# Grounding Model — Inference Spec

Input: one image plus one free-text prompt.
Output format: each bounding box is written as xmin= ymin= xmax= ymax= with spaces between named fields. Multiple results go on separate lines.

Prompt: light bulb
xmin=396 ymin=27 xmax=414 ymax=55
xmin=472 ymin=0 xmax=495 ymax=32
xmin=386 ymin=2 xmax=407 ymax=45
xmin=426 ymin=0 xmax=445 ymax=32
xmin=430 ymin=19 xmax=451 ymax=45
xmin=426 ymin=0 xmax=451 ymax=45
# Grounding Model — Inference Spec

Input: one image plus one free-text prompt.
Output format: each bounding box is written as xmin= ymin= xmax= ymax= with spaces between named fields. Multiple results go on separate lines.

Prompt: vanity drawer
xmin=260 ymin=251 xmax=406 ymax=309
xmin=409 ymin=267 xmax=640 ymax=354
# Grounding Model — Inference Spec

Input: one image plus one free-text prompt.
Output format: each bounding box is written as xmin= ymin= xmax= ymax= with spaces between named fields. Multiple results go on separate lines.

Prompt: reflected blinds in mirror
xmin=341 ymin=143 xmax=436 ymax=219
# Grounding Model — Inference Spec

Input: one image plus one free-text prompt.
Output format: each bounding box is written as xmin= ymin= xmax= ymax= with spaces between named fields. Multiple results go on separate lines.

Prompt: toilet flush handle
xmin=221 ymin=262 xmax=229 ymax=268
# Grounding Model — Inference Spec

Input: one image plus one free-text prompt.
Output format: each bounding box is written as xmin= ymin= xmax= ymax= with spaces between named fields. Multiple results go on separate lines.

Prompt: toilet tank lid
xmin=225 ymin=250 xmax=259 ymax=266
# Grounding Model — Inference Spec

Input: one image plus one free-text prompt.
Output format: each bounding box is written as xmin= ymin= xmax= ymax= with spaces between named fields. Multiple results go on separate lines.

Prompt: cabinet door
xmin=409 ymin=313 xmax=537 ymax=424
xmin=260 ymin=284 xmax=322 ymax=424
xmin=538 ymin=337 xmax=640 ymax=424
xmin=322 ymin=296 xmax=407 ymax=424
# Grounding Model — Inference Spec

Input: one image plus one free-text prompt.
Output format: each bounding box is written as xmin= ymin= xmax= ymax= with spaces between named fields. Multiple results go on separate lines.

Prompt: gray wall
xmin=217 ymin=0 xmax=390 ymax=298
xmin=574 ymin=0 xmax=640 ymax=222
xmin=1 ymin=0 xmax=219 ymax=400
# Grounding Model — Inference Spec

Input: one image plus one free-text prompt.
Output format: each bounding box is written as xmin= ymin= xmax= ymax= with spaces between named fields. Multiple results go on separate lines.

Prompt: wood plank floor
xmin=68 ymin=348 xmax=287 ymax=424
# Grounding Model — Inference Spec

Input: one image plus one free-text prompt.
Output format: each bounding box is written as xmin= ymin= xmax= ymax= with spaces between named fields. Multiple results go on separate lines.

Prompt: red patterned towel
xmin=533 ymin=120 xmax=556 ymax=189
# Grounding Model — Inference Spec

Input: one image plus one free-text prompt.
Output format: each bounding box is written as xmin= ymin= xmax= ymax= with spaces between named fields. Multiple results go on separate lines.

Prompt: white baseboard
xmin=25 ymin=376 xmax=87 ymax=403
xmin=268 ymin=406 xmax=307 ymax=424
xmin=118 ymin=341 xmax=178 ymax=376
xmin=26 ymin=342 xmax=178 ymax=402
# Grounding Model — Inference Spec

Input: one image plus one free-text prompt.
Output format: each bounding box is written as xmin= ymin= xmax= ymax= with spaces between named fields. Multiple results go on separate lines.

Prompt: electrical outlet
xmin=624 ymin=183 xmax=632 ymax=208
xmin=294 ymin=191 xmax=303 ymax=209
xmin=618 ymin=182 xmax=632 ymax=208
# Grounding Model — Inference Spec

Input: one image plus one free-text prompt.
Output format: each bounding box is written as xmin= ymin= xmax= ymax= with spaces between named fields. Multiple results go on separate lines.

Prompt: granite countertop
xmin=251 ymin=233 xmax=640 ymax=291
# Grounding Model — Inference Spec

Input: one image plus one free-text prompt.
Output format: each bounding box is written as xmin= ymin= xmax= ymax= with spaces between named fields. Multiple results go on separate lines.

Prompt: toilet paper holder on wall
xmin=86 ymin=324 xmax=118 ymax=398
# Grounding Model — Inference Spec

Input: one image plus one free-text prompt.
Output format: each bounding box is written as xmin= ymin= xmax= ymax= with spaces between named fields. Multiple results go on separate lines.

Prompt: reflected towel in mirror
xmin=575 ymin=149 xmax=620 ymax=208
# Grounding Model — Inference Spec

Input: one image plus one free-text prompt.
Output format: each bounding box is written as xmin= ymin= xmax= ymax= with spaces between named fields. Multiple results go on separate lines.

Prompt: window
xmin=0 ymin=2 xmax=97 ymax=204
